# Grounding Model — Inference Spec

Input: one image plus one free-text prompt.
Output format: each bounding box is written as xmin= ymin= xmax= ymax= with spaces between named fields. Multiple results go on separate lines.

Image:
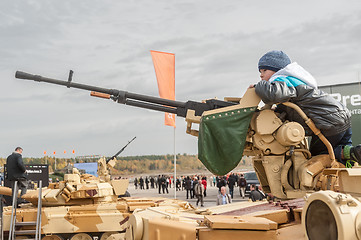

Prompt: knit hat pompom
xmin=258 ymin=50 xmax=291 ymax=72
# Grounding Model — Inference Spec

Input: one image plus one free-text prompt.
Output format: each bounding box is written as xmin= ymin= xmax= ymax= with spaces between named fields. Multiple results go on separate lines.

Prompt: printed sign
xmin=320 ymin=82 xmax=361 ymax=145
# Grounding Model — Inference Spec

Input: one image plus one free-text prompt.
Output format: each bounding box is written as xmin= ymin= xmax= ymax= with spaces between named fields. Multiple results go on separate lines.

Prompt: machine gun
xmin=98 ymin=136 xmax=136 ymax=182
xmin=106 ymin=136 xmax=136 ymax=163
xmin=15 ymin=71 xmax=236 ymax=118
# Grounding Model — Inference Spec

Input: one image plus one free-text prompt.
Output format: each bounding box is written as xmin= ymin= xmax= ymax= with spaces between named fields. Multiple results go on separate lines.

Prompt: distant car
xmin=244 ymin=171 xmax=260 ymax=193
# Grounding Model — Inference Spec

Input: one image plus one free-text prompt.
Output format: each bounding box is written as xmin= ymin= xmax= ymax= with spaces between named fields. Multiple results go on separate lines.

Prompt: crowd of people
xmin=132 ymin=172 xmax=268 ymax=205
xmin=133 ymin=175 xmax=173 ymax=194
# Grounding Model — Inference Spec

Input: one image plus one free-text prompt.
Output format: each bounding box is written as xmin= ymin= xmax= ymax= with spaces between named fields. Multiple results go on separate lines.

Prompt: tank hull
xmin=2 ymin=197 xmax=166 ymax=239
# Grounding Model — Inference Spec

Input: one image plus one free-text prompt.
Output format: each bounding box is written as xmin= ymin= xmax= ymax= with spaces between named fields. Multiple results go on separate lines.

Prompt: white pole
xmin=174 ymin=127 xmax=176 ymax=199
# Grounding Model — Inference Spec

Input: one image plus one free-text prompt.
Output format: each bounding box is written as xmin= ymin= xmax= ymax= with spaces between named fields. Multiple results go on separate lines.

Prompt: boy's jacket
xmin=255 ymin=62 xmax=351 ymax=136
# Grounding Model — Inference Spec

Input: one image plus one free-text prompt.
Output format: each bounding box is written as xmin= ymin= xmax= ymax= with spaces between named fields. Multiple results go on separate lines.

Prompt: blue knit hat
xmin=258 ymin=50 xmax=291 ymax=72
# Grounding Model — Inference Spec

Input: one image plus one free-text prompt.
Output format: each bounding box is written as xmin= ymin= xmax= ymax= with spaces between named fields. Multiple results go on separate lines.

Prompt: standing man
xmin=157 ymin=175 xmax=162 ymax=194
xmin=6 ymin=147 xmax=27 ymax=204
xmin=185 ymin=176 xmax=192 ymax=199
xmin=145 ymin=177 xmax=149 ymax=190
xmin=216 ymin=186 xmax=232 ymax=205
xmin=176 ymin=178 xmax=181 ymax=191
xmin=161 ymin=175 xmax=169 ymax=194
xmin=182 ymin=176 xmax=186 ymax=191
xmin=227 ymin=173 xmax=236 ymax=199
xmin=190 ymin=177 xmax=195 ymax=199
xmin=134 ymin=177 xmax=138 ymax=189
xmin=194 ymin=179 xmax=204 ymax=207
xmin=217 ymin=176 xmax=227 ymax=192
xmin=139 ymin=176 xmax=144 ymax=190
xmin=238 ymin=174 xmax=247 ymax=199
xmin=150 ymin=176 xmax=155 ymax=189
xmin=155 ymin=176 xmax=158 ymax=189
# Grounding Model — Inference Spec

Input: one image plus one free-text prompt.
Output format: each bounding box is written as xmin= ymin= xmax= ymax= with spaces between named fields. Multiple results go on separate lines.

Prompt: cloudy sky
xmin=1 ymin=1 xmax=361 ymax=158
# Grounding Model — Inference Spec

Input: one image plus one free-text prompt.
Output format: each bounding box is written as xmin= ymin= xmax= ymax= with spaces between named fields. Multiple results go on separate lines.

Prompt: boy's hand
xmin=248 ymin=84 xmax=255 ymax=88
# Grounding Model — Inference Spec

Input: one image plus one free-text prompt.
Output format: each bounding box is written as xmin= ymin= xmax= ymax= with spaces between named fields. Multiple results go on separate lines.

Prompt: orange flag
xmin=150 ymin=50 xmax=176 ymax=128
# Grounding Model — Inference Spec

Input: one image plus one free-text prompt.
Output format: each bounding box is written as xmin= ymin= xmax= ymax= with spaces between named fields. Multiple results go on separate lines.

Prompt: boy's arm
xmin=254 ymin=80 xmax=297 ymax=104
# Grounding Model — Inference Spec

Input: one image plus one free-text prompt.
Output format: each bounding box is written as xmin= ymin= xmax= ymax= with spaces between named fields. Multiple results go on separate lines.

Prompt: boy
xmin=251 ymin=50 xmax=361 ymax=165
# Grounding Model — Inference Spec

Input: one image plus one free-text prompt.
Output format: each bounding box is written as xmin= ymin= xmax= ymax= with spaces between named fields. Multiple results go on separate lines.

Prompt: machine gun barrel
xmin=106 ymin=136 xmax=136 ymax=163
xmin=15 ymin=71 xmax=236 ymax=117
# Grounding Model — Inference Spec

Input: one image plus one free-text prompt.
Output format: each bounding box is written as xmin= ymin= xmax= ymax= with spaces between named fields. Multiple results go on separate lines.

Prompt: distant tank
xmin=0 ymin=150 xmax=170 ymax=240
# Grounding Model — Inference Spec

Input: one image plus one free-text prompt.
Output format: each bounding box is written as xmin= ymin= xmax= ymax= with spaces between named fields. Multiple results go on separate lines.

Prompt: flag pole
xmin=174 ymin=126 xmax=176 ymax=199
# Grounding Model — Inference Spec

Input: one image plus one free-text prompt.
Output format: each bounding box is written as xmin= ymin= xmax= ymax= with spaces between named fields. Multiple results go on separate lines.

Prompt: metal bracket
xmin=67 ymin=70 xmax=74 ymax=88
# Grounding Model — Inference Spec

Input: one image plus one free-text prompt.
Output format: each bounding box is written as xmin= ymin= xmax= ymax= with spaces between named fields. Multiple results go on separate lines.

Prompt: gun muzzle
xmin=15 ymin=71 xmax=40 ymax=81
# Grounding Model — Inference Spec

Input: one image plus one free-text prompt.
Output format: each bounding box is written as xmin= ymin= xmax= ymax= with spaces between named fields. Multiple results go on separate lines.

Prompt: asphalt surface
xmin=127 ymin=183 xmax=249 ymax=208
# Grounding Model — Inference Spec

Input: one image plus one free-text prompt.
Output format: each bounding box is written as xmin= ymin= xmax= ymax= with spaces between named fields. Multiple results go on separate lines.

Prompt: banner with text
xmin=320 ymin=82 xmax=361 ymax=145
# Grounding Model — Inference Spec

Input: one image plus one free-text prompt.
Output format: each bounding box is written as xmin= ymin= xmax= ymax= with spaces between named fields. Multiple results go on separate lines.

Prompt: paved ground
xmin=127 ymin=184 xmax=249 ymax=208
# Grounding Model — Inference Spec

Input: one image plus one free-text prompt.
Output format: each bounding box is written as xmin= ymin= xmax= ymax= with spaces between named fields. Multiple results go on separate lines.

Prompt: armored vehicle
xmin=14 ymin=71 xmax=361 ymax=239
xmin=0 ymin=138 xmax=170 ymax=240
xmin=14 ymin=71 xmax=342 ymax=198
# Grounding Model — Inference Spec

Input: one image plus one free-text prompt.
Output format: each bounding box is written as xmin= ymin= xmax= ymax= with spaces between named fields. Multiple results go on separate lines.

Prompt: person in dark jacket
xmin=134 ymin=177 xmax=138 ymax=189
xmin=157 ymin=175 xmax=162 ymax=194
xmin=251 ymin=50 xmax=361 ymax=165
xmin=150 ymin=176 xmax=155 ymax=188
xmin=238 ymin=174 xmax=247 ymax=198
xmin=161 ymin=175 xmax=168 ymax=194
xmin=227 ymin=173 xmax=236 ymax=198
xmin=6 ymin=147 xmax=27 ymax=203
xmin=139 ymin=177 xmax=144 ymax=190
xmin=145 ymin=177 xmax=149 ymax=189
xmin=182 ymin=176 xmax=186 ymax=190
xmin=217 ymin=176 xmax=227 ymax=192
xmin=249 ymin=184 xmax=262 ymax=202
xmin=257 ymin=185 xmax=267 ymax=200
xmin=185 ymin=176 xmax=192 ymax=199
xmin=176 ymin=178 xmax=181 ymax=191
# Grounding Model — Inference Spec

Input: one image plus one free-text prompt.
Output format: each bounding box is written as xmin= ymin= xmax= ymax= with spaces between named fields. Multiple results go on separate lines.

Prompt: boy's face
xmin=259 ymin=69 xmax=276 ymax=81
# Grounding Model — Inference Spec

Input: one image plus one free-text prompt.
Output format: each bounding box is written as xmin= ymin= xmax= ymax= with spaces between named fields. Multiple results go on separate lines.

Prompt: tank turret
xmin=20 ymin=157 xmax=128 ymax=207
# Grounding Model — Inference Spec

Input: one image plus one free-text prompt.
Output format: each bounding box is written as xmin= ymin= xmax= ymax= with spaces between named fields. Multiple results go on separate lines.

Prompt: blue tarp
xmin=74 ymin=162 xmax=98 ymax=177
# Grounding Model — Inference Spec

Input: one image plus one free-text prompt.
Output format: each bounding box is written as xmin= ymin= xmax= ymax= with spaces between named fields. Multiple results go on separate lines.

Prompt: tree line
xmin=0 ymin=154 xmax=253 ymax=175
